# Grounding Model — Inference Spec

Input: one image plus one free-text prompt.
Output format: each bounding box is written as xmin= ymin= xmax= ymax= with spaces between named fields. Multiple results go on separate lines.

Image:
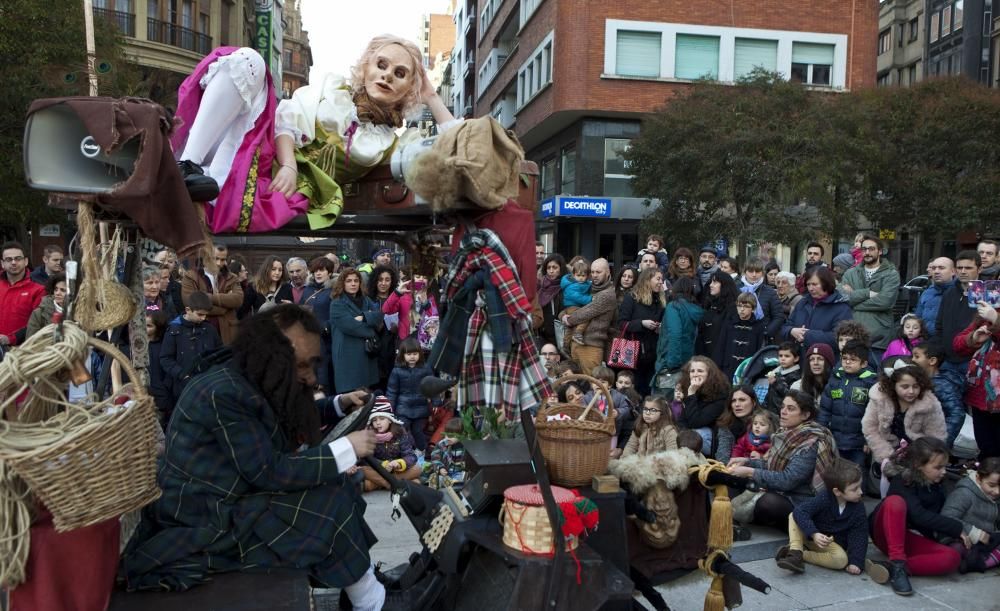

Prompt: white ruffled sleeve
xmin=276 ymin=74 xmax=351 ymax=148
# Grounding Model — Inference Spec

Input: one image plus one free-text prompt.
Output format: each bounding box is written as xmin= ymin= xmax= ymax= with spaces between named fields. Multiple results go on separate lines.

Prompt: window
xmin=560 ymin=146 xmax=576 ymax=194
xmin=942 ymin=6 xmax=952 ymax=37
xmin=878 ymin=29 xmax=892 ymax=55
xmin=604 ymin=138 xmax=633 ymax=197
xmin=898 ymin=24 xmax=905 ymax=47
xmin=540 ymin=158 xmax=556 ymax=200
xmin=615 ymin=31 xmax=661 ymax=77
xmin=520 ymin=0 xmax=543 ymax=29
xmin=181 ymin=0 xmax=192 ymax=28
xmin=734 ymin=38 xmax=778 ymax=79
xmin=908 ymin=63 xmax=917 ymax=86
xmin=199 ymin=10 xmax=209 ymax=34
xmin=220 ymin=0 xmax=231 ymax=45
xmin=516 ymin=31 xmax=554 ymax=110
xmin=954 ymin=0 xmax=964 ymax=30
xmin=930 ymin=11 xmax=940 ymax=43
xmin=790 ymin=42 xmax=834 ymax=86
xmin=877 ymin=72 xmax=891 ymax=87
xmin=675 ymin=34 xmax=720 ymax=80
xmin=148 ymin=0 xmax=159 ymax=19
xmin=909 ymin=17 xmax=919 ymax=41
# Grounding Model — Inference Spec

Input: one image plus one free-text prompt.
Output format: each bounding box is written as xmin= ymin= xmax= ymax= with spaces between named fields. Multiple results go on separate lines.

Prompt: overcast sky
xmin=300 ymin=0 xmax=453 ymax=78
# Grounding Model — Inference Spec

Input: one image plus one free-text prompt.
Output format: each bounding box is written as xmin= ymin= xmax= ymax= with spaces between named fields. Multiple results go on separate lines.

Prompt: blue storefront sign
xmin=540 ymin=196 xmax=613 ymax=218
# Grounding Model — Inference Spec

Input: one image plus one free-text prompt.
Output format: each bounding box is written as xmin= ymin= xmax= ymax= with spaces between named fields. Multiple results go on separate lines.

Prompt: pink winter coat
xmin=382 ymin=290 xmax=438 ymax=340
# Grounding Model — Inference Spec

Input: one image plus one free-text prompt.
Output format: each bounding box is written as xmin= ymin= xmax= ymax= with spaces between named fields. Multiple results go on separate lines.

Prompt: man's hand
xmin=811 ymin=533 xmax=832 ymax=548
xmin=868 ymin=290 xmax=878 ymax=300
xmin=339 ymin=390 xmax=369 ymax=413
xmin=791 ymin=327 xmax=807 ymax=342
xmin=354 ymin=315 xmax=363 ymax=322
xmin=846 ymin=564 xmax=861 ymax=575
xmin=346 ymin=429 xmax=376 ymax=458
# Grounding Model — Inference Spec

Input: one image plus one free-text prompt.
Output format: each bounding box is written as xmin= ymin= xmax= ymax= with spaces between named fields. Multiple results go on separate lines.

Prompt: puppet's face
xmin=364 ymin=44 xmax=416 ymax=108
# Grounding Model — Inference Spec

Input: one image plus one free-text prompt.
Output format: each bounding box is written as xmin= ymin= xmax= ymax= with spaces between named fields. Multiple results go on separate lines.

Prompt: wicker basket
xmin=0 ymin=336 xmax=161 ymax=532
xmin=74 ymin=202 xmax=137 ymax=333
xmin=500 ymin=484 xmax=579 ymax=554
xmin=535 ymin=374 xmax=616 ymax=487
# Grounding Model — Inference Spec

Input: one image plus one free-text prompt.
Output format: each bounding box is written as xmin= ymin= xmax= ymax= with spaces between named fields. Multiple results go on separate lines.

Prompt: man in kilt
xmin=123 ymin=305 xmax=388 ymax=610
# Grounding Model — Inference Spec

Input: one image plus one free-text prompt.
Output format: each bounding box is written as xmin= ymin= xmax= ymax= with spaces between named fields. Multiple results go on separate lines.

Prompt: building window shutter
xmin=792 ymin=42 xmax=835 ymax=66
xmin=615 ymin=31 xmax=661 ymax=77
xmin=675 ymin=34 xmax=720 ymax=80
xmin=734 ymin=38 xmax=778 ymax=79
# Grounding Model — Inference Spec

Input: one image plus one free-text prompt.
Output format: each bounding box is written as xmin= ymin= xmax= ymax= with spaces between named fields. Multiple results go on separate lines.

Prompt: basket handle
xmin=554 ymin=373 xmax=614 ymax=421
xmin=76 ymin=202 xmax=102 ymax=282
xmin=87 ymin=337 xmax=150 ymax=400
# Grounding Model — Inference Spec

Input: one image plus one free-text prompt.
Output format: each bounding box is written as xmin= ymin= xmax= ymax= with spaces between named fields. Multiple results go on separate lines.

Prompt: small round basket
xmin=73 ymin=202 xmax=137 ymax=333
xmin=535 ymin=374 xmax=616 ymax=487
xmin=500 ymin=484 xmax=579 ymax=555
xmin=0 ymin=331 xmax=161 ymax=532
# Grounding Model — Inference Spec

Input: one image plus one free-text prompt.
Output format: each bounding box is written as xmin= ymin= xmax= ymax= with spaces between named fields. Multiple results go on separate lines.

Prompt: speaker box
xmin=23 ymin=102 xmax=139 ymax=194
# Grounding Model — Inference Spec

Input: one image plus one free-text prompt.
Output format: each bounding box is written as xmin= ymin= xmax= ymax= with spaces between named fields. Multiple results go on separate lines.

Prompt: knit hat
xmin=804 ymin=343 xmax=835 ymax=367
xmin=371 ymin=248 xmax=392 ymax=262
xmin=368 ymin=395 xmax=403 ymax=425
xmin=832 ymin=253 xmax=854 ymax=270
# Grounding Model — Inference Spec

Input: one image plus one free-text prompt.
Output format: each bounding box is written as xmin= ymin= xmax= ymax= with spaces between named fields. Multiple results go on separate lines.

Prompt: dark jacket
xmin=713 ymin=315 xmax=765 ymax=378
xmin=781 ymin=291 xmax=853 ymax=352
xmin=942 ymin=473 xmax=999 ymax=534
xmin=635 ymin=249 xmax=670 ymax=274
xmin=818 ymin=367 xmax=878 ymax=451
xmin=656 ymin=298 xmax=704 ymax=372
xmin=792 ymin=490 xmax=869 ymax=568
xmin=749 ymin=282 xmax=785 ymax=340
xmin=372 ymin=429 xmax=419 ymax=467
xmin=303 ymin=280 xmax=334 ymax=390
xmin=387 ymin=363 xmax=434 ymax=420
xmin=696 ymin=300 xmax=736 ymax=359
xmin=29 ymin=266 xmax=49 ymax=286
xmin=618 ymin=292 xmax=665 ymax=365
xmin=160 ymin=317 xmax=223 ymax=395
xmin=873 ymin=476 xmax=965 ymax=541
xmin=679 ymin=393 xmax=728 ymax=430
xmin=329 ymin=294 xmax=384 ymax=393
xmin=933 ymin=370 xmax=966 ymax=447
xmin=934 ymin=282 xmax=976 ymax=364
xmin=147 ymin=338 xmax=174 ymax=424
xmin=748 ymin=444 xmax=819 ymax=504
xmin=915 ymin=278 xmax=957 ymax=337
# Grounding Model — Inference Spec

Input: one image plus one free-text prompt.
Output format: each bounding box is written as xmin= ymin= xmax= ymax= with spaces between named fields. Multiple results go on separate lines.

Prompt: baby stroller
xmin=732 ymin=345 xmax=780 ymax=403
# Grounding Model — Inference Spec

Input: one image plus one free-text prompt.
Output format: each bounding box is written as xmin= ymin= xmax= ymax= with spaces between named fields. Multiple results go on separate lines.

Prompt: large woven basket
xmin=0 ymin=336 xmax=161 ymax=532
xmin=500 ymin=484 xmax=578 ymax=554
xmin=535 ymin=374 xmax=616 ymax=487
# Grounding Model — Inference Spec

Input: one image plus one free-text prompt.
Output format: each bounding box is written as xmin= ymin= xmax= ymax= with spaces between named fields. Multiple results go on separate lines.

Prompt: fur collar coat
xmin=861 ymin=383 xmax=948 ymax=464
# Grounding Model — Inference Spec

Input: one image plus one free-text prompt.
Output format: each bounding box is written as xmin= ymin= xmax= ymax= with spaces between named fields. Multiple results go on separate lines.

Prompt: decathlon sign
xmin=540 ymin=196 xmax=613 ymax=218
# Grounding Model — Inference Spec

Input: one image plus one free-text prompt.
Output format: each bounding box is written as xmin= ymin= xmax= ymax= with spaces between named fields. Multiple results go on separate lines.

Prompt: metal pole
xmin=82 ymin=0 xmax=98 ymax=96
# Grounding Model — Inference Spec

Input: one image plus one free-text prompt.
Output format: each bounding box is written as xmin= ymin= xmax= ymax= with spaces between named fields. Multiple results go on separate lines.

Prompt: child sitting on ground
xmin=559 ymin=258 xmax=593 ymax=347
xmin=159 ymin=291 xmax=220 ymax=399
xmin=942 ymin=457 xmax=1000 ymax=573
xmin=866 ymin=437 xmax=977 ymax=597
xmin=777 ymin=459 xmax=868 ymax=575
xmin=359 ymin=397 xmax=422 ymax=492
xmin=910 ymin=342 xmax=966 ymax=447
xmin=884 ymin=313 xmax=927 ymax=358
xmin=732 ymin=409 xmax=777 ymax=459
xmin=765 ymin=341 xmax=802 ymax=414
xmin=818 ymin=340 xmax=877 ymax=467
xmin=623 ymin=396 xmax=678 ymax=457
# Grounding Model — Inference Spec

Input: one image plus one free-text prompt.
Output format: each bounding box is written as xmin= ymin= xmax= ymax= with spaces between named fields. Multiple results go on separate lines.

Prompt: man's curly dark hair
xmin=231 ymin=305 xmax=323 ymax=447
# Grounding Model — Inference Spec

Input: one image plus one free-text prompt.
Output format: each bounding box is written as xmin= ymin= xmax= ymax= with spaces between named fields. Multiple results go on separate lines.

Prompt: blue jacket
xmin=712 ymin=315 xmax=765 ymax=379
xmin=387 ymin=363 xmax=434 ymax=419
xmin=560 ymin=273 xmax=592 ymax=308
xmin=330 ymin=295 xmax=384 ymax=393
xmin=914 ymin=278 xmax=956 ymax=337
xmin=792 ymin=490 xmax=869 ymax=568
xmin=818 ymin=367 xmax=877 ymax=451
xmin=656 ymin=298 xmax=704 ymax=372
xmin=781 ymin=291 xmax=853 ymax=352
xmin=160 ymin=317 xmax=222 ymax=395
xmin=635 ymin=249 xmax=670 ymax=275
xmin=933 ymin=370 xmax=966 ymax=447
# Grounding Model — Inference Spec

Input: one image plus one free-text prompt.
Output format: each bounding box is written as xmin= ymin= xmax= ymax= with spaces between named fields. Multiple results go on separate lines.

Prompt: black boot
xmin=177 ymin=160 xmax=220 ymax=201
xmin=887 ymin=560 xmax=913 ymax=596
xmin=776 ymin=548 xmax=805 ymax=573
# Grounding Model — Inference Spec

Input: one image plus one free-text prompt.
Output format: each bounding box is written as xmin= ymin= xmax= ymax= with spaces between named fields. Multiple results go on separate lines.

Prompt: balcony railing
xmin=286 ymin=60 xmax=309 ymax=75
xmin=147 ymin=18 xmax=212 ymax=55
xmin=93 ymin=7 xmax=135 ymax=37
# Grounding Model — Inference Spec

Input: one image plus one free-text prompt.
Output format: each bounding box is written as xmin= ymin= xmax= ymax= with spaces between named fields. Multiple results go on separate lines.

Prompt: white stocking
xmin=179 ymin=71 xmax=244 ymax=166
xmin=343 ymin=567 xmax=385 ymax=611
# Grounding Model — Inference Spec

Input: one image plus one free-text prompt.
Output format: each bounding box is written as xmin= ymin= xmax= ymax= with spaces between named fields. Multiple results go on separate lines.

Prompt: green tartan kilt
xmin=123 ymin=481 xmax=376 ymax=591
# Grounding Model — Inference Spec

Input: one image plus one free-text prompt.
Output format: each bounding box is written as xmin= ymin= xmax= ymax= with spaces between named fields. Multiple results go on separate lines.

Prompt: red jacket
xmin=0 ymin=272 xmax=45 ymax=345
xmin=731 ymin=431 xmax=772 ymax=459
xmin=953 ymin=313 xmax=1000 ymax=411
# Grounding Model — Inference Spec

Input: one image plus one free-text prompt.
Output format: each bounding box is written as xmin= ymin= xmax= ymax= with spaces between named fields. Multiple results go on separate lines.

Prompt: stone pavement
xmin=361 ymin=490 xmax=1000 ymax=610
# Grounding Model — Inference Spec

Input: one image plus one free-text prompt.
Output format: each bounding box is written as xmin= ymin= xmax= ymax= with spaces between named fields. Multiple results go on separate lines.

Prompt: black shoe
xmin=887 ymin=560 xmax=913 ymax=596
xmin=733 ymin=524 xmax=752 ymax=541
xmin=177 ymin=160 xmax=219 ymax=201
xmin=776 ymin=548 xmax=805 ymax=573
xmin=775 ymin=544 xmax=789 ymax=562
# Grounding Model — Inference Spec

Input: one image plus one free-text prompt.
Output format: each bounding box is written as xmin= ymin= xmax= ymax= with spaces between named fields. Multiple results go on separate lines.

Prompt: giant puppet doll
xmin=171 ymin=35 xmax=459 ymax=233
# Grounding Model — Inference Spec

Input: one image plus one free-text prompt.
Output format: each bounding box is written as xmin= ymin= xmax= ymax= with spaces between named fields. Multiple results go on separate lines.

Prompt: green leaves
xmin=628 ymin=72 xmax=1000 ymax=250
